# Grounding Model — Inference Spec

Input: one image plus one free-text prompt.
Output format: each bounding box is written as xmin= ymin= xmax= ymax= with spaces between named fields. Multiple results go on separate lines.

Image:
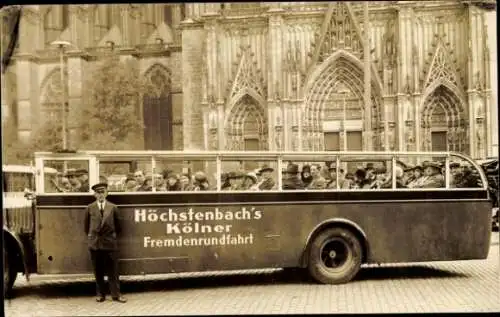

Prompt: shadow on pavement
xmin=7 ymin=264 xmax=468 ymax=299
xmin=354 ymin=265 xmax=468 ymax=281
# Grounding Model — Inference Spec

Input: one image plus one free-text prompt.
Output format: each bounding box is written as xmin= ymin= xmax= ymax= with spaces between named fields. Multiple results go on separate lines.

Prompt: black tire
xmin=307 ymin=227 xmax=363 ymax=284
xmin=4 ymin=246 xmax=17 ymax=298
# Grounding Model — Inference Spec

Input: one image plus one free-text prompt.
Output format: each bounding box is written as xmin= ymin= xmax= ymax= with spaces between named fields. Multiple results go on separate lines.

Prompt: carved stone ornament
xmin=21 ymin=6 xmax=41 ymax=24
xmin=129 ymin=4 xmax=142 ymax=18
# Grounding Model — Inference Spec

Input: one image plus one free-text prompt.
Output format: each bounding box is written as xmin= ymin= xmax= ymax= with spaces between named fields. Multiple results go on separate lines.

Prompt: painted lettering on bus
xmin=165 ymin=223 xmax=233 ymax=235
xmin=133 ymin=207 xmax=262 ymax=223
xmin=143 ymin=234 xmax=255 ymax=248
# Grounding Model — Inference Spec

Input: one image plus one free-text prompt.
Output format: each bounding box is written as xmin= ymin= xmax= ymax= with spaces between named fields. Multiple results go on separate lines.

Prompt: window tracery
xmin=304 ymin=55 xmax=382 ymax=151
xmin=225 ymin=95 xmax=268 ymax=151
xmin=421 ymin=85 xmax=466 ymax=153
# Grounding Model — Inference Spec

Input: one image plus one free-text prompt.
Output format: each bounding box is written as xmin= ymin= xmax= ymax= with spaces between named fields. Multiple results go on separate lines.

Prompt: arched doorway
xmin=143 ymin=64 xmax=173 ymax=150
xmin=303 ymin=54 xmax=382 ymax=151
xmin=225 ymin=94 xmax=268 ymax=151
xmin=421 ymin=85 xmax=467 ymax=153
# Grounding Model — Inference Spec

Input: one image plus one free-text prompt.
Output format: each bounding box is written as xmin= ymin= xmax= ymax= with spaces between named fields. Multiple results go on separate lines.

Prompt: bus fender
xmin=300 ymin=218 xmax=370 ymax=267
xmin=3 ymin=227 xmax=30 ymax=281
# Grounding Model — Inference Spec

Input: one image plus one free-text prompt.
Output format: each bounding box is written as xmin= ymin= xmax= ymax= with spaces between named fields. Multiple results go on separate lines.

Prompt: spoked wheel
xmin=4 ymin=247 xmax=17 ymax=298
xmin=307 ymin=227 xmax=363 ymax=284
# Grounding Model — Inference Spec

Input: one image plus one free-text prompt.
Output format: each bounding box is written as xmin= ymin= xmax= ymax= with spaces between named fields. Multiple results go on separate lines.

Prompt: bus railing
xmin=33 ymin=151 xmax=489 ymax=194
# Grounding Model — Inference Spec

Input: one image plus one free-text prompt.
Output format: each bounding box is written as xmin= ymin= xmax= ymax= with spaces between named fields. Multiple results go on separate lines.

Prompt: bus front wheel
xmin=3 ymin=246 xmax=17 ymax=298
xmin=307 ymin=227 xmax=363 ymax=284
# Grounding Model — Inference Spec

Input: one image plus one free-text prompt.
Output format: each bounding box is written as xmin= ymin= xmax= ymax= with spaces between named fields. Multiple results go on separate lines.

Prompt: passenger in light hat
xmin=243 ymin=172 xmax=259 ymax=190
xmin=193 ymin=171 xmax=209 ymax=191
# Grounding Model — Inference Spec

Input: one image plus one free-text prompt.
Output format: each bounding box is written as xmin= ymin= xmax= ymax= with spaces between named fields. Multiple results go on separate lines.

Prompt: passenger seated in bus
xmin=243 ymin=172 xmax=258 ymax=190
xmin=455 ymin=165 xmax=481 ymax=188
xmin=257 ymin=165 xmax=276 ymax=190
xmin=307 ymin=164 xmax=326 ymax=190
xmin=369 ymin=167 xmax=387 ymax=189
xmin=221 ymin=172 xmax=231 ymax=190
xmin=124 ymin=175 xmax=137 ymax=192
xmin=380 ymin=166 xmax=406 ymax=189
xmin=224 ymin=171 xmax=245 ymax=191
xmin=402 ymin=165 xmax=416 ymax=186
xmin=154 ymin=173 xmax=165 ymax=190
xmin=301 ymin=165 xmax=313 ymax=188
xmin=139 ymin=175 xmax=153 ymax=191
xmin=326 ymin=163 xmax=348 ymax=189
xmin=193 ymin=171 xmax=210 ymax=191
xmin=352 ymin=169 xmax=371 ymax=189
xmin=46 ymin=172 xmax=64 ymax=193
xmin=365 ymin=165 xmax=377 ymax=188
xmin=344 ymin=172 xmax=355 ymax=188
xmin=133 ymin=170 xmax=147 ymax=191
xmin=164 ymin=172 xmax=181 ymax=191
xmin=417 ymin=161 xmax=445 ymax=188
xmin=282 ymin=163 xmax=305 ymax=190
xmin=406 ymin=165 xmax=424 ymax=188
xmin=66 ymin=169 xmax=82 ymax=192
xmin=179 ymin=172 xmax=195 ymax=191
xmin=76 ymin=169 xmax=89 ymax=192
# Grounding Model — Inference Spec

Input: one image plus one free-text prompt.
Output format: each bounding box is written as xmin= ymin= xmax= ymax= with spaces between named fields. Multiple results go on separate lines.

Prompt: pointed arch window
xmin=40 ymin=67 xmax=67 ymax=124
xmin=143 ymin=64 xmax=173 ymax=150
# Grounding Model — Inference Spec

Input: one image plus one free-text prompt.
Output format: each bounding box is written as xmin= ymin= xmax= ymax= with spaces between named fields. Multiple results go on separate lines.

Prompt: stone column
xmin=181 ymin=18 xmax=205 ymax=150
xmin=16 ymin=58 xmax=38 ymax=141
xmin=19 ymin=6 xmax=42 ymax=53
xmin=268 ymin=8 xmax=285 ymax=151
xmin=66 ymin=51 xmax=86 ymax=148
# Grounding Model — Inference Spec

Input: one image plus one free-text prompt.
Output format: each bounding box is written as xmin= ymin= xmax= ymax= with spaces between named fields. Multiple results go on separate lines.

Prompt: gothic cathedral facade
xmin=1 ymin=2 xmax=497 ymax=158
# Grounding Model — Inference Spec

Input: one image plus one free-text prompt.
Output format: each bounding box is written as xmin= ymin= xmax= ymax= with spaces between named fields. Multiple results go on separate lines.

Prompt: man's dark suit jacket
xmin=84 ymin=201 xmax=121 ymax=251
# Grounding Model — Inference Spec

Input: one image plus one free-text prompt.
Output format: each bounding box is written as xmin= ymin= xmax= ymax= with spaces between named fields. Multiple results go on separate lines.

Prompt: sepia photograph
xmin=1 ymin=1 xmax=498 ymax=315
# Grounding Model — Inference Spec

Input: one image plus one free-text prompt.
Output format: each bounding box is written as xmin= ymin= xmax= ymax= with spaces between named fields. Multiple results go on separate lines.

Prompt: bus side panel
xmin=313 ymin=200 xmax=492 ymax=263
xmin=36 ymin=199 xmax=491 ymax=275
xmin=37 ymin=207 xmax=93 ymax=274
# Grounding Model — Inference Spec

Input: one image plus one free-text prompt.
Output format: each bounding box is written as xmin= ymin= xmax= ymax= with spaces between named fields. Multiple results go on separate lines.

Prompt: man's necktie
xmin=99 ymin=204 xmax=104 ymax=217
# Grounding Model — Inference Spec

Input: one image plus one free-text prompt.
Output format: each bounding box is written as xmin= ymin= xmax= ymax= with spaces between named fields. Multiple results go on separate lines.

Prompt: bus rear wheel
xmin=3 ymin=247 xmax=17 ymax=298
xmin=307 ymin=227 xmax=363 ymax=284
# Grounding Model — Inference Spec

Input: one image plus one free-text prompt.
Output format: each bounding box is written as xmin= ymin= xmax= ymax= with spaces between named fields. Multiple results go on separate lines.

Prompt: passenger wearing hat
xmin=282 ymin=163 xmax=305 ymax=190
xmin=193 ymin=171 xmax=210 ymax=191
xmin=257 ymin=165 xmax=276 ymax=190
xmin=326 ymin=162 xmax=345 ymax=189
xmin=370 ymin=166 xmax=387 ymax=189
xmin=407 ymin=165 xmax=424 ymax=188
xmin=220 ymin=172 xmax=231 ymax=190
xmin=76 ymin=169 xmax=89 ymax=192
xmin=300 ymin=165 xmax=313 ymax=188
xmin=164 ymin=171 xmax=181 ymax=191
xmin=353 ymin=168 xmax=371 ymax=189
xmin=224 ymin=171 xmax=245 ymax=191
xmin=84 ymin=182 xmax=126 ymax=303
xmin=449 ymin=162 xmax=462 ymax=188
xmin=418 ymin=161 xmax=444 ymax=188
xmin=179 ymin=172 xmax=195 ymax=191
xmin=124 ymin=174 xmax=137 ymax=192
xmin=64 ymin=169 xmax=78 ymax=190
xmin=243 ymin=172 xmax=259 ymax=190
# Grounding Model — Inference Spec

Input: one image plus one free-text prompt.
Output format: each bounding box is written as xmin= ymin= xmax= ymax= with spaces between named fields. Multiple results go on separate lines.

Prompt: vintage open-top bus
xmin=3 ymin=150 xmax=493 ymax=297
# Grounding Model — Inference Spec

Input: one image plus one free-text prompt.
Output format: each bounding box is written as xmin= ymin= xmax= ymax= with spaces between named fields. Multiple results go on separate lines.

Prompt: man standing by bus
xmin=84 ymin=182 xmax=127 ymax=303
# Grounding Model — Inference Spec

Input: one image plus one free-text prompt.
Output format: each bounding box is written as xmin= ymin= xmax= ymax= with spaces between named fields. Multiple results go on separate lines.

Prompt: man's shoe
xmin=95 ymin=296 xmax=105 ymax=302
xmin=112 ymin=296 xmax=127 ymax=303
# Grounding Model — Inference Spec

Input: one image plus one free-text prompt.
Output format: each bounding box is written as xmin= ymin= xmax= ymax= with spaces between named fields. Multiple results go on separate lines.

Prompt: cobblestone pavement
xmin=4 ymin=232 xmax=499 ymax=316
